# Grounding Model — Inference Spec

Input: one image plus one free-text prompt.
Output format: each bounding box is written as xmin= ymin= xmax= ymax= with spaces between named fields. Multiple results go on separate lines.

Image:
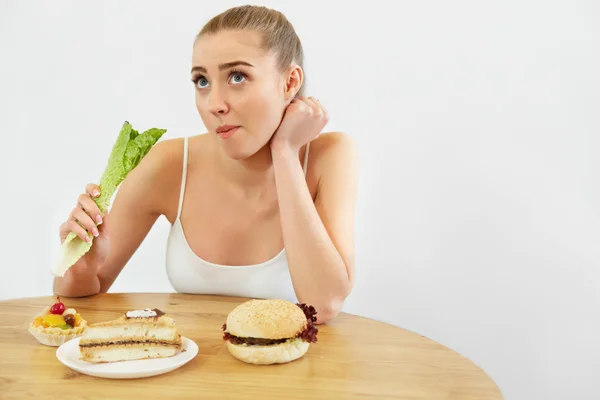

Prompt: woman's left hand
xmin=270 ymin=96 xmax=329 ymax=152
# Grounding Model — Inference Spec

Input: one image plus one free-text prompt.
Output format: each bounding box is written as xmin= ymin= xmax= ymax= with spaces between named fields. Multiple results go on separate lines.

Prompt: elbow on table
xmin=53 ymin=286 xmax=99 ymax=298
xmin=313 ymin=297 xmax=346 ymax=325
xmin=315 ymin=307 xmax=339 ymax=325
xmin=52 ymin=278 xmax=101 ymax=298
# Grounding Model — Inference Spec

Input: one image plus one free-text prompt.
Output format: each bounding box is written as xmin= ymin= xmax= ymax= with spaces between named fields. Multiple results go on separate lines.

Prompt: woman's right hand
xmin=59 ymin=183 xmax=110 ymax=271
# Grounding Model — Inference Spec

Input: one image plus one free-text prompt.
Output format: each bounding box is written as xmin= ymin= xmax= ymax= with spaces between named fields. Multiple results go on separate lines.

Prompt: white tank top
xmin=165 ymin=137 xmax=310 ymax=303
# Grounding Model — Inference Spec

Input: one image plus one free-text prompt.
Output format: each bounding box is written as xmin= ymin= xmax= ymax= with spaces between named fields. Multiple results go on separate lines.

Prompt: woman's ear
xmin=283 ymin=65 xmax=303 ymax=101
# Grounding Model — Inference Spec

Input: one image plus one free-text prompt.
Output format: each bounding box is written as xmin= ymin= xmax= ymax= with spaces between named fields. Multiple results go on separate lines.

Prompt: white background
xmin=1 ymin=1 xmax=599 ymax=399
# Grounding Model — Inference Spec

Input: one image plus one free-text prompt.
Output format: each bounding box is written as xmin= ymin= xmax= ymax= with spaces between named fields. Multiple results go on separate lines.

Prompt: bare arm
xmin=96 ymin=172 xmax=161 ymax=293
xmin=272 ymin=132 xmax=359 ymax=323
xmin=53 ymin=141 xmax=178 ymax=297
xmin=53 ymin=255 xmax=102 ymax=297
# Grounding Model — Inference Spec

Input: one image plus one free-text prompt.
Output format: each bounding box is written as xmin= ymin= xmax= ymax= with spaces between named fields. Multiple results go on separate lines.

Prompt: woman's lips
xmin=216 ymin=125 xmax=239 ymax=139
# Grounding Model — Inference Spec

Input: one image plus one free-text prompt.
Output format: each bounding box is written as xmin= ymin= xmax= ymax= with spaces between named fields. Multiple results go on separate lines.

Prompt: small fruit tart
xmin=28 ymin=297 xmax=87 ymax=346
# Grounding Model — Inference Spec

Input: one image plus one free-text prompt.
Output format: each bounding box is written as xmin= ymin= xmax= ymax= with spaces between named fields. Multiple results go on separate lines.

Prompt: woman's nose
xmin=208 ymin=88 xmax=229 ymax=115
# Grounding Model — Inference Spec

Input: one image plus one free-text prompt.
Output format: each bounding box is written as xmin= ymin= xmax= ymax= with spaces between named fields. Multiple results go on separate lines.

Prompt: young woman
xmin=53 ymin=5 xmax=359 ymax=324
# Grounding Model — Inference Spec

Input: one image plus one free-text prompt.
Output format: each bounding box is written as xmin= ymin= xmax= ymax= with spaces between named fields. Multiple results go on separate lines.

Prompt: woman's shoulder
xmin=141 ymin=133 xmax=215 ymax=179
xmin=136 ymin=136 xmax=186 ymax=178
xmin=117 ymin=135 xmax=205 ymax=218
xmin=124 ymin=135 xmax=207 ymax=193
xmin=307 ymin=131 xmax=358 ymax=174
xmin=311 ymin=131 xmax=356 ymax=151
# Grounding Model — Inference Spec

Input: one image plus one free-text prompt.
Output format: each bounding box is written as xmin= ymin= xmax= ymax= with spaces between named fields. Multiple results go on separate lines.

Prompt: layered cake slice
xmin=79 ymin=308 xmax=182 ymax=363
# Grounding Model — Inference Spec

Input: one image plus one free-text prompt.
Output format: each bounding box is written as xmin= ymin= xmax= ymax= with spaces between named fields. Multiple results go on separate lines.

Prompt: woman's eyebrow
xmin=191 ymin=60 xmax=255 ymax=74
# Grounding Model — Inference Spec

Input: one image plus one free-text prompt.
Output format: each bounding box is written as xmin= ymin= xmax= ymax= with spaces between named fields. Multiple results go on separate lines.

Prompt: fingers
xmin=85 ymin=183 xmax=101 ymax=199
xmin=60 ymin=183 xmax=104 ymax=243
xmin=309 ymin=96 xmax=328 ymax=119
xmin=295 ymin=96 xmax=328 ymax=120
xmin=304 ymin=96 xmax=322 ymax=118
xmin=63 ymin=218 xmax=92 ymax=243
xmin=71 ymin=206 xmax=99 ymax=238
xmin=78 ymin=191 xmax=103 ymax=225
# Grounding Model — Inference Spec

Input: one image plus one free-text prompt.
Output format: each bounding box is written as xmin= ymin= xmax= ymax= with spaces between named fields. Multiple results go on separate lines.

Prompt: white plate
xmin=56 ymin=336 xmax=198 ymax=379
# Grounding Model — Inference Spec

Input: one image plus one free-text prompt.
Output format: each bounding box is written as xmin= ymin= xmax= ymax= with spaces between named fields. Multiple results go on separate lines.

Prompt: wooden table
xmin=1 ymin=293 xmax=502 ymax=399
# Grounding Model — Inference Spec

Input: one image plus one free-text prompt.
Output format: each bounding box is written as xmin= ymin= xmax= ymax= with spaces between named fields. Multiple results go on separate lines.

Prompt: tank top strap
xmin=176 ymin=137 xmax=189 ymax=220
xmin=302 ymin=142 xmax=310 ymax=177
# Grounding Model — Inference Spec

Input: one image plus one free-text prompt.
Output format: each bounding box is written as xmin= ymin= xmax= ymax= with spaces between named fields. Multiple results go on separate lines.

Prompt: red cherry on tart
xmin=49 ymin=297 xmax=65 ymax=315
xmin=28 ymin=297 xmax=88 ymax=346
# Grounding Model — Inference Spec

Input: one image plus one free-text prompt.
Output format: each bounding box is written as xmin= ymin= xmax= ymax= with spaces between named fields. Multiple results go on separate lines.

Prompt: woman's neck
xmin=215 ymin=143 xmax=276 ymax=199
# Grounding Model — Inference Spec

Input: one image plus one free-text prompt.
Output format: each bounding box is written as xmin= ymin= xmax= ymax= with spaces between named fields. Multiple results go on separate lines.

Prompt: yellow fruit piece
xmin=43 ymin=314 xmax=65 ymax=327
xmin=33 ymin=317 xmax=44 ymax=327
xmin=74 ymin=314 xmax=83 ymax=327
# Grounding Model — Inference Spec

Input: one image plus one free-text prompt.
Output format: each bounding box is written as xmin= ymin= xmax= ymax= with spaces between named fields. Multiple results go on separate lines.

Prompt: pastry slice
xmin=79 ymin=308 xmax=182 ymax=363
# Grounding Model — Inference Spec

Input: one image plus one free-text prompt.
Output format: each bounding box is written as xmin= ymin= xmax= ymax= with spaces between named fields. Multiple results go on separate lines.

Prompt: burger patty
xmin=223 ymin=332 xmax=289 ymax=346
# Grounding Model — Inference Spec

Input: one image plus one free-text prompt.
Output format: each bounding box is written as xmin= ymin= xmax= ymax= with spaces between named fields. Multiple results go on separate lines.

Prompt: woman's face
xmin=192 ymin=30 xmax=292 ymax=160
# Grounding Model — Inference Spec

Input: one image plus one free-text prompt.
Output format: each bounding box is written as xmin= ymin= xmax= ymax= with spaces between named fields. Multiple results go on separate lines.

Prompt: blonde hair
xmin=197 ymin=5 xmax=305 ymax=97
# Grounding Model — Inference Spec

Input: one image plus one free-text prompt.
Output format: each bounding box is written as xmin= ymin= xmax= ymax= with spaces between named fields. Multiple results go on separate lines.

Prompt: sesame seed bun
xmin=225 ymin=299 xmax=307 ymax=339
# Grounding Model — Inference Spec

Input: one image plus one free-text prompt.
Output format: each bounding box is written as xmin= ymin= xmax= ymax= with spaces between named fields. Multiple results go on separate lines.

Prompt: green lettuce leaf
xmin=52 ymin=121 xmax=166 ymax=277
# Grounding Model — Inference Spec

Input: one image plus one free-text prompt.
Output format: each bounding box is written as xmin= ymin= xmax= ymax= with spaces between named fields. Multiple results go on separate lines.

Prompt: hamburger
xmin=221 ymin=299 xmax=318 ymax=365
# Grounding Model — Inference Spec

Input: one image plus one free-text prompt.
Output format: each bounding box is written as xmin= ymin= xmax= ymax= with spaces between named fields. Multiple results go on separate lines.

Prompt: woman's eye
xmin=196 ymin=77 xmax=209 ymax=89
xmin=230 ymin=73 xmax=246 ymax=85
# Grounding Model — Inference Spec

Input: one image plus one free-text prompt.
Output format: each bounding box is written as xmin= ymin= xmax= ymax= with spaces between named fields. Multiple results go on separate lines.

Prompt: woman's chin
xmin=224 ymin=151 xmax=250 ymax=161
xmin=219 ymin=143 xmax=257 ymax=161
xmin=218 ymin=139 xmax=270 ymax=161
